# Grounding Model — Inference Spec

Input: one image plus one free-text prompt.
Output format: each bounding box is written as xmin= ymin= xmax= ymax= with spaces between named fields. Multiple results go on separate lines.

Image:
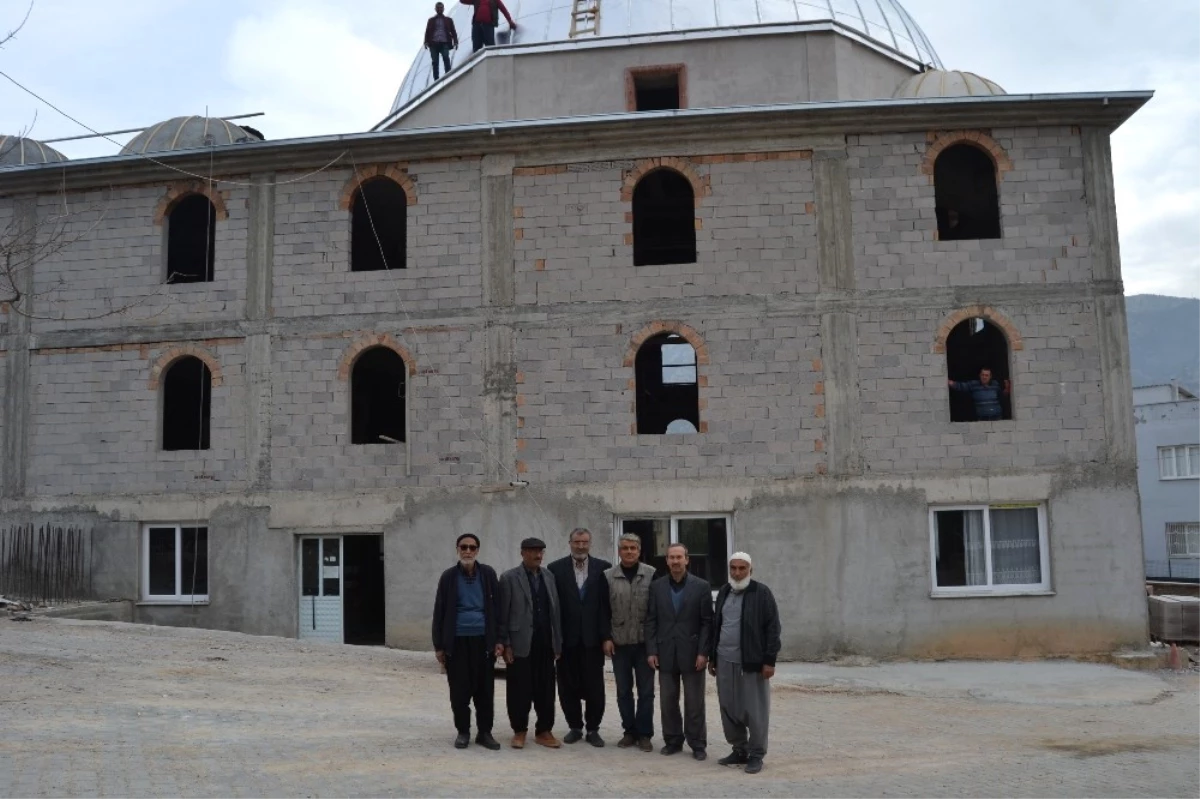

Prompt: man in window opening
xmin=547 ymin=528 xmax=612 ymax=747
xmin=498 ymin=537 xmax=563 ymax=749
xmin=645 ymin=542 xmax=713 ymax=761
xmin=603 ymin=533 xmax=658 ymax=752
xmin=459 ymin=0 xmax=517 ymax=52
xmin=424 ymin=3 xmax=459 ymax=80
xmin=431 ymin=533 xmax=503 ymax=751
xmin=948 ymin=367 xmax=1010 ymax=421
xmin=709 ymin=552 xmax=781 ymax=775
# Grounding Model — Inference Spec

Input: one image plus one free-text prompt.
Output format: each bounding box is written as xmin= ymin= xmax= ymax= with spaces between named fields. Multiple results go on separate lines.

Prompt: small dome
xmin=0 ymin=135 xmax=68 ymax=168
xmin=121 ymin=116 xmax=261 ymax=155
xmin=893 ymin=69 xmax=1006 ymax=98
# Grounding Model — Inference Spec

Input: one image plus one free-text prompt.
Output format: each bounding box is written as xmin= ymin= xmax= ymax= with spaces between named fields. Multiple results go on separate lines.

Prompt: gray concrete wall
xmin=1133 ymin=399 xmax=1200 ymax=568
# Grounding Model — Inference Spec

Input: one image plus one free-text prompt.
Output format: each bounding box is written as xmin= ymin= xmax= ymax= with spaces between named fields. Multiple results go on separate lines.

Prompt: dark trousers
xmin=660 ymin=668 xmax=707 ymax=751
xmin=471 ymin=21 xmax=495 ymax=52
xmin=556 ymin=643 xmax=605 ymax=732
xmin=446 ymin=635 xmax=494 ymax=735
xmin=612 ymin=642 xmax=655 ymax=737
xmin=428 ymin=42 xmax=452 ymax=79
xmin=506 ymin=630 xmax=556 ymax=734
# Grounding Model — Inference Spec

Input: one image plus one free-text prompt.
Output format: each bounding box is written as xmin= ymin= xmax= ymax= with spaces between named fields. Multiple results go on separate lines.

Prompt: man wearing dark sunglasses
xmin=433 ymin=533 xmax=504 ymax=750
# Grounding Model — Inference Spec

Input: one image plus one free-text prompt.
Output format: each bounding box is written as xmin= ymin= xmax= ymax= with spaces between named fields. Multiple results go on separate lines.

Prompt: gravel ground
xmin=1 ymin=618 xmax=1197 ymax=798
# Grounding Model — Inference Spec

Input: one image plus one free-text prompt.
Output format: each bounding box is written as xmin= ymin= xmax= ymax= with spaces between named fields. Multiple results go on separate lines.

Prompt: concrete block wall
xmin=517 ymin=313 xmax=824 ymax=482
xmin=269 ymin=328 xmax=486 ymax=491
xmin=857 ymin=300 xmax=1106 ymax=473
xmin=273 ymin=159 xmax=483 ymax=318
xmin=31 ymin=185 xmax=249 ymax=333
xmin=848 ymin=127 xmax=1090 ymax=290
xmin=26 ymin=341 xmax=247 ymax=495
xmin=514 ymin=154 xmax=818 ymax=306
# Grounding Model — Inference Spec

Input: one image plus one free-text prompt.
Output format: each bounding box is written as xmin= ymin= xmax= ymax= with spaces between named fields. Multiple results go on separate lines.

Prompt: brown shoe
xmin=511 ymin=731 xmax=527 ymax=749
xmin=534 ymin=731 xmax=562 ymax=748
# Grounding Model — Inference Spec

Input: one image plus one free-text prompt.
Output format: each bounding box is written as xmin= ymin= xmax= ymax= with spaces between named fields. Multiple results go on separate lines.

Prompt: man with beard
xmin=432 ymin=533 xmax=503 ymax=750
xmin=708 ymin=552 xmax=781 ymax=774
xmin=547 ymin=527 xmax=612 ymax=746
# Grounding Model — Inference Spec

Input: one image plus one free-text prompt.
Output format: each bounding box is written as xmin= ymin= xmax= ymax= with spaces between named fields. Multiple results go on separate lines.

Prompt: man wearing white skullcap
xmin=707 ymin=551 xmax=780 ymax=775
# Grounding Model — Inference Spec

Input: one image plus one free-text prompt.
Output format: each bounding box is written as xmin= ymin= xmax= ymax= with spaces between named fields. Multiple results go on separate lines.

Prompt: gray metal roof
xmin=120 ymin=116 xmax=261 ymax=156
xmin=391 ymin=0 xmax=941 ymax=114
xmin=0 ymin=135 xmax=68 ymax=168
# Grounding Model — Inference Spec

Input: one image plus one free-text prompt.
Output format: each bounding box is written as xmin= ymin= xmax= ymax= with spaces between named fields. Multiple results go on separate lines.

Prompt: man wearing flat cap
xmin=708 ymin=552 xmax=781 ymax=775
xmin=498 ymin=536 xmax=564 ymax=749
xmin=432 ymin=533 xmax=503 ymax=750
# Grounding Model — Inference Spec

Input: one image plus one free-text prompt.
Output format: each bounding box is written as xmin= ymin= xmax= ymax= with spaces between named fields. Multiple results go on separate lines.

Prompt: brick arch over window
xmin=338 ymin=165 xmax=418 ymax=211
xmin=619 ymin=158 xmax=710 ymax=203
xmin=336 ymin=333 xmax=417 ymax=380
xmin=153 ymin=181 xmax=229 ymax=225
xmin=920 ymin=130 xmax=1013 ymax=182
xmin=933 ymin=306 xmax=1024 ymax=354
xmin=623 ymin=321 xmax=709 ymax=368
xmin=148 ymin=345 xmax=224 ymax=389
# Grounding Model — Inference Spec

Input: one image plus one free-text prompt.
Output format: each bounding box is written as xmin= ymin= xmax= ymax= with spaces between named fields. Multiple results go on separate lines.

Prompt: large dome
xmin=0 ymin=135 xmax=67 ymax=168
xmin=391 ymin=0 xmax=941 ymax=114
xmin=121 ymin=116 xmax=261 ymax=156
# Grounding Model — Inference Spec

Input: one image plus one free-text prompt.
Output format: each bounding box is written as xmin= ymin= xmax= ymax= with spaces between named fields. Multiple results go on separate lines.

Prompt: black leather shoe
xmin=718 ymin=749 xmax=748 ymax=766
xmin=745 ymin=757 xmax=764 ymax=774
xmin=660 ymin=743 xmax=683 ymax=755
xmin=475 ymin=732 xmax=501 ymax=750
xmin=585 ymin=731 xmax=605 ymax=748
xmin=454 ymin=733 xmax=470 ymax=749
xmin=563 ymin=729 xmax=584 ymax=744
xmin=692 ymin=748 xmax=707 ymax=761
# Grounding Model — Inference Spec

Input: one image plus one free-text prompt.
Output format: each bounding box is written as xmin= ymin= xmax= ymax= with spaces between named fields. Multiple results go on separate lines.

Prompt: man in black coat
xmin=546 ymin=527 xmax=612 ymax=746
xmin=708 ymin=552 xmax=781 ymax=775
xmin=645 ymin=543 xmax=713 ymax=760
xmin=432 ymin=533 xmax=503 ymax=750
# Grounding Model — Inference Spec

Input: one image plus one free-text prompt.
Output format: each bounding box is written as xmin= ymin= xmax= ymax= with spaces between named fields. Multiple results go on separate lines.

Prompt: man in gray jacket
xmin=602 ymin=532 xmax=657 ymax=752
xmin=644 ymin=542 xmax=713 ymax=760
xmin=498 ymin=537 xmax=563 ymax=749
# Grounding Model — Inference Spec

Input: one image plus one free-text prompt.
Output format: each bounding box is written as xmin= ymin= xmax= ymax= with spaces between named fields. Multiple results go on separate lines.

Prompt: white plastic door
xmin=299 ymin=536 xmax=343 ymax=643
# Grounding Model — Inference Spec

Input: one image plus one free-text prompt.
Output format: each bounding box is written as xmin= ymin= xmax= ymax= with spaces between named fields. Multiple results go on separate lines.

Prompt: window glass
xmin=660 ymin=342 xmax=697 ymax=385
xmin=677 ymin=517 xmax=728 ymax=590
xmin=148 ymin=527 xmax=176 ymax=596
xmin=1176 ymin=448 xmax=1189 ymax=478
xmin=1160 ymin=448 xmax=1177 ymax=478
xmin=989 ymin=508 xmax=1041 ymax=585
xmin=180 ymin=527 xmax=208 ymax=596
xmin=933 ymin=509 xmax=986 ymax=587
xmin=322 ymin=538 xmax=341 ymax=597
xmin=302 ymin=538 xmax=320 ymax=596
xmin=1189 ymin=445 xmax=1200 ymax=476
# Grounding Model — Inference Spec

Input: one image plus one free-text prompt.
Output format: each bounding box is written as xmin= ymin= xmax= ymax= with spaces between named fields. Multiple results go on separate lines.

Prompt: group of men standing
xmin=431 ymin=528 xmax=782 ymax=774
xmin=423 ymin=0 xmax=518 ymax=80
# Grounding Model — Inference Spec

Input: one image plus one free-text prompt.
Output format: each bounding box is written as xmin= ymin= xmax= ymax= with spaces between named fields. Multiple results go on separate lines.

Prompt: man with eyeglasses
xmin=432 ymin=533 xmax=503 ymax=750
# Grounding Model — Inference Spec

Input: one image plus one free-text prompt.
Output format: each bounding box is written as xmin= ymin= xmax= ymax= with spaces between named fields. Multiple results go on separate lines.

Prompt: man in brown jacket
xmin=424 ymin=3 xmax=459 ymax=80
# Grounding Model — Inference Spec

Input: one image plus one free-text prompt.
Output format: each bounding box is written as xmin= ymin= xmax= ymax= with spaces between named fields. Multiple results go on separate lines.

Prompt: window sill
xmin=137 ymin=600 xmax=210 ymax=606
xmin=1159 ymin=476 xmax=1199 ymax=481
xmin=930 ymin=589 xmax=1055 ymax=599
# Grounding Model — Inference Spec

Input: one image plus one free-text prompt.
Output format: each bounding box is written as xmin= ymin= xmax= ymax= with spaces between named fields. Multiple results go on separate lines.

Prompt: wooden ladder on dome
xmin=569 ymin=0 xmax=600 ymax=37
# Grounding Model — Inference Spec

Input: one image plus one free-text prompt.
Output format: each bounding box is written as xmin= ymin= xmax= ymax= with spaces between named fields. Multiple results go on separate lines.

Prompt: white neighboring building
xmin=1134 ymin=383 xmax=1200 ymax=581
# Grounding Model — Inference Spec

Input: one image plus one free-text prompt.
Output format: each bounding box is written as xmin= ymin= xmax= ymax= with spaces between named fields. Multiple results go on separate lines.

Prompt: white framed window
xmin=616 ymin=514 xmax=731 ymax=591
xmin=1158 ymin=445 xmax=1200 ymax=480
xmin=1167 ymin=522 xmax=1200 ymax=557
xmin=929 ymin=504 xmax=1050 ymax=596
xmin=143 ymin=524 xmax=209 ymax=602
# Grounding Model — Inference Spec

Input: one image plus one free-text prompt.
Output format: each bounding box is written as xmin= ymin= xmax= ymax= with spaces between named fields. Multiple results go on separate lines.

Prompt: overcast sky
xmin=0 ymin=0 xmax=1196 ymax=298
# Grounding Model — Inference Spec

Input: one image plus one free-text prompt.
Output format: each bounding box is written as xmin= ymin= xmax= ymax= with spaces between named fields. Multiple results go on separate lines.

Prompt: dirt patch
xmin=1039 ymin=735 xmax=1195 ymax=758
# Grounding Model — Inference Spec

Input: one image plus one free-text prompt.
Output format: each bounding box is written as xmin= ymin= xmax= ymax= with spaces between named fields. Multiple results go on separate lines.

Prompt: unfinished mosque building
xmin=0 ymin=0 xmax=1151 ymax=658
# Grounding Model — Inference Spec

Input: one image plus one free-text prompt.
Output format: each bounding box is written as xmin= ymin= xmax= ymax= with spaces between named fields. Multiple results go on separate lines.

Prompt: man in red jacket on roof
xmin=460 ymin=0 xmax=517 ymax=53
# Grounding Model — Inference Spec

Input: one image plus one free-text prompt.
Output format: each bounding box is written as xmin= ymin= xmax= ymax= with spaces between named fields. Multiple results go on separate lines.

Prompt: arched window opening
xmin=632 ymin=169 xmax=696 ymax=266
xmin=635 ymin=333 xmax=698 ymax=434
xmin=934 ymin=144 xmax=1001 ymax=241
xmin=351 ymin=347 xmax=407 ymax=444
xmin=351 ymin=178 xmax=407 ymax=272
xmin=946 ymin=318 xmax=1011 ymax=422
xmin=162 ymin=356 xmax=212 ymax=450
xmin=166 ymin=194 xmax=216 ymax=283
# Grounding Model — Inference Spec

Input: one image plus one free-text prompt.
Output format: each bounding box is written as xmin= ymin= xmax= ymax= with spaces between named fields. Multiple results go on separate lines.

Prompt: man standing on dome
xmin=460 ymin=0 xmax=517 ymax=52
xmin=424 ymin=3 xmax=459 ymax=81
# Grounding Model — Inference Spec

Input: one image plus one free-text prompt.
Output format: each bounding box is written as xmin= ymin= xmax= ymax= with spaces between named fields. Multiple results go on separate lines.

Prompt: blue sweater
xmin=456 ymin=570 xmax=486 ymax=637
xmin=952 ymin=379 xmax=1003 ymax=420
